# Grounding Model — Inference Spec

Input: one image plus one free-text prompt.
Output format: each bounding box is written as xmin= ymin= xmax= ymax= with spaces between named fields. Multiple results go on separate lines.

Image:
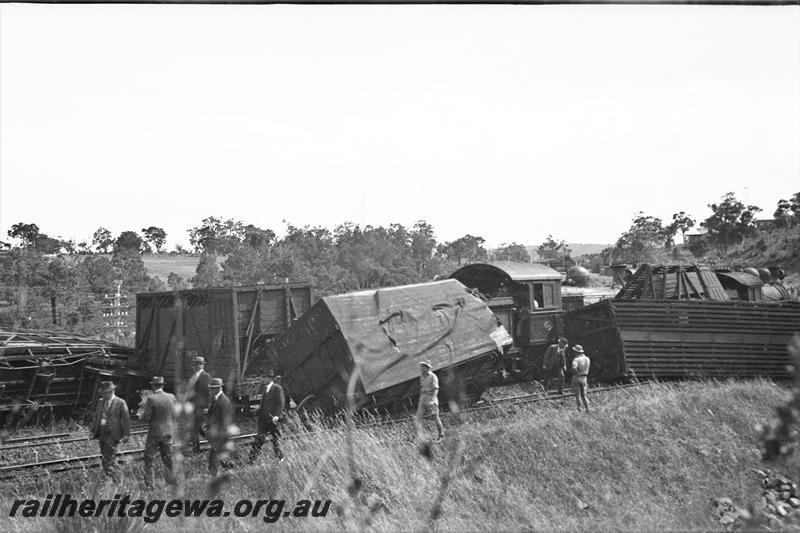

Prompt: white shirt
xmin=100 ymin=393 xmax=115 ymax=426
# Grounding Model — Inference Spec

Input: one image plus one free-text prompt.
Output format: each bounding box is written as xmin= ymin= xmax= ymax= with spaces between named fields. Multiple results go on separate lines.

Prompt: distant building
xmin=543 ymin=256 xmax=575 ymax=273
xmin=684 ymin=232 xmax=706 ymax=247
xmin=754 ymin=219 xmax=779 ymax=231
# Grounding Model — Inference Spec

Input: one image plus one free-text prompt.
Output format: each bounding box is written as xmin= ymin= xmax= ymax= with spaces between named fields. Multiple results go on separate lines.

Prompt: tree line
xmin=0 ymin=191 xmax=797 ymax=337
xmin=607 ymin=191 xmax=800 ymax=266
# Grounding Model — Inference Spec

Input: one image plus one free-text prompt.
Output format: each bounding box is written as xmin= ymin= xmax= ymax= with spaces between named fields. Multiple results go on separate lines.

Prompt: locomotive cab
xmin=449 ymin=261 xmax=564 ymax=380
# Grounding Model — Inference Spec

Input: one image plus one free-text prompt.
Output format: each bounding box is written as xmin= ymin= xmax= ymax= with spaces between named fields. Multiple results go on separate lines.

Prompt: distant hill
xmin=713 ymin=225 xmax=800 ymax=279
xmin=142 ymin=254 xmax=200 ymax=282
xmin=526 ymin=243 xmax=611 ymax=260
xmin=565 ymin=243 xmax=612 ymax=258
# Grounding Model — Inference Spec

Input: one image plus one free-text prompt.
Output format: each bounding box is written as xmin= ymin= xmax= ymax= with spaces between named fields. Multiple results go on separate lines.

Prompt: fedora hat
xmin=150 ymin=376 xmax=165 ymax=386
xmin=420 ymin=360 xmax=432 ymax=368
xmin=208 ymin=377 xmax=223 ymax=388
xmin=572 ymin=345 xmax=585 ymax=354
xmin=98 ymin=381 xmax=116 ymax=393
xmin=264 ymin=369 xmax=275 ymax=378
xmin=190 ymin=356 xmax=206 ymax=365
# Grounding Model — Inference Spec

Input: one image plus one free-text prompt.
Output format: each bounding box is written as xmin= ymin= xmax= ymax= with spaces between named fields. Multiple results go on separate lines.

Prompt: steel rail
xmin=1 ymin=432 xmax=70 ymax=445
xmin=0 ymin=381 xmax=652 ymax=478
xmin=0 ymin=429 xmax=150 ymax=452
xmin=0 ymin=425 xmax=149 ymax=450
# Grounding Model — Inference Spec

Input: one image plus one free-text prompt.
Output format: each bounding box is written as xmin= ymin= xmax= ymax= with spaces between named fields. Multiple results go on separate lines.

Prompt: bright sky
xmin=1 ymin=5 xmax=798 ymax=250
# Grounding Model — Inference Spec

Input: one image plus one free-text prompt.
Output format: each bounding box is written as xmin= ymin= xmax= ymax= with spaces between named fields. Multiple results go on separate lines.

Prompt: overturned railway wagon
xmin=0 ymin=328 xmax=137 ymax=415
xmin=563 ymin=299 xmax=800 ymax=382
xmin=131 ymin=284 xmax=313 ymax=400
xmin=272 ymin=279 xmax=513 ymax=413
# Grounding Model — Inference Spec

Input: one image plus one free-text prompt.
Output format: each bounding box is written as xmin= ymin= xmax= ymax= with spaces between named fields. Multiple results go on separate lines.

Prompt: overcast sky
xmin=1 ymin=4 xmax=798 ymax=251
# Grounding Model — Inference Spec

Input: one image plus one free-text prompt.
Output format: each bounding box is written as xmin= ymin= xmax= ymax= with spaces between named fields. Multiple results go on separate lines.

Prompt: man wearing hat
xmin=186 ymin=356 xmax=211 ymax=453
xmin=570 ymin=345 xmax=591 ymax=412
xmin=206 ymin=377 xmax=234 ymax=476
xmin=249 ymin=370 xmax=285 ymax=463
xmin=140 ymin=376 xmax=178 ymax=488
xmin=90 ymin=381 xmax=131 ymax=481
xmin=416 ymin=360 xmax=445 ymax=442
xmin=542 ymin=336 xmax=569 ymax=395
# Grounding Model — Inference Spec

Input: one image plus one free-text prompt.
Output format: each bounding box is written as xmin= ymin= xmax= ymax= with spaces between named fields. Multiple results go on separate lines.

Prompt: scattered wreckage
xmin=563 ymin=264 xmax=800 ymax=382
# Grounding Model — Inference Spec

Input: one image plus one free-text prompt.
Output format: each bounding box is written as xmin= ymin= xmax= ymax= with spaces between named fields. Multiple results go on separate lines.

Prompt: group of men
xmin=90 ymin=355 xmax=286 ymax=487
xmin=91 ymin=342 xmax=589 ymax=483
xmin=542 ymin=336 xmax=591 ymax=411
xmin=414 ymin=339 xmax=592 ymax=444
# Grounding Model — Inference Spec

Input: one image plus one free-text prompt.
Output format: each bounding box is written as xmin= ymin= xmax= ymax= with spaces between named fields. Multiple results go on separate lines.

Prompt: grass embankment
xmin=1 ymin=380 xmax=794 ymax=532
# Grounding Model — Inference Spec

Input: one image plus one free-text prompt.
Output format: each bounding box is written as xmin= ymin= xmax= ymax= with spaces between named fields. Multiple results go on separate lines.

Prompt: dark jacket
xmin=188 ymin=370 xmax=212 ymax=409
xmin=207 ymin=391 xmax=234 ymax=447
xmin=141 ymin=390 xmax=177 ymax=438
xmin=256 ymin=381 xmax=285 ymax=429
xmin=542 ymin=343 xmax=567 ymax=372
xmin=91 ymin=395 xmax=131 ymax=442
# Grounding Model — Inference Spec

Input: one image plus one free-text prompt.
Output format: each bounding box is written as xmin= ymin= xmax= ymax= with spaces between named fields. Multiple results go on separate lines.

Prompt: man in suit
xmin=90 ymin=381 xmax=131 ymax=481
xmin=186 ymin=356 xmax=211 ymax=453
xmin=206 ymin=377 xmax=235 ymax=476
xmin=248 ymin=370 xmax=285 ymax=463
xmin=140 ymin=376 xmax=178 ymax=488
xmin=542 ymin=336 xmax=569 ymax=394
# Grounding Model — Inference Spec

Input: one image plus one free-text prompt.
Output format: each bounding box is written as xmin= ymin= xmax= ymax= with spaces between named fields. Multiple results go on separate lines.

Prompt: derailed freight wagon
xmin=272 ymin=279 xmax=513 ymax=413
xmin=131 ymin=284 xmax=312 ymax=402
xmin=0 ymin=327 xmax=137 ymax=418
xmin=563 ymin=299 xmax=800 ymax=382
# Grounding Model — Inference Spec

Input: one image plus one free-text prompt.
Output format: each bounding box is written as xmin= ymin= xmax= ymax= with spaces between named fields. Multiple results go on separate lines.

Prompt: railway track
xmin=0 ymin=381 xmax=652 ymax=479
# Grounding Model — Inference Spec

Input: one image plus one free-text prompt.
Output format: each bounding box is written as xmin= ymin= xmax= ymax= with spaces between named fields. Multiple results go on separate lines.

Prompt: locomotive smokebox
xmin=567 ymin=266 xmax=592 ymax=287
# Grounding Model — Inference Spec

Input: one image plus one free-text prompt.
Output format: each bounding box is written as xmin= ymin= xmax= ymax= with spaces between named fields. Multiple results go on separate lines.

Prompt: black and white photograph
xmin=1 ymin=1 xmax=799 ymax=531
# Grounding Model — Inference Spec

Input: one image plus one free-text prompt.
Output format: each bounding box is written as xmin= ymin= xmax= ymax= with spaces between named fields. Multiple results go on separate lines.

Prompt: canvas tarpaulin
xmin=322 ymin=279 xmax=512 ymax=394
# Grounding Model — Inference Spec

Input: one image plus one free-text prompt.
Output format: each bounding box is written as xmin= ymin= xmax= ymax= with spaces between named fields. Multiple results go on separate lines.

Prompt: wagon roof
xmin=0 ymin=326 xmax=134 ymax=355
xmin=715 ymin=271 xmax=763 ymax=287
xmin=449 ymin=261 xmax=562 ymax=283
xmin=136 ymin=282 xmax=311 ymax=298
xmin=320 ymin=279 xmax=511 ymax=394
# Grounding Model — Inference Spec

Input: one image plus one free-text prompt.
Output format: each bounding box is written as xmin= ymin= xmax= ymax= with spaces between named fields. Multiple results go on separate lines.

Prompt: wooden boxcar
xmin=271 ymin=279 xmax=513 ymax=413
xmin=448 ymin=261 xmax=564 ymax=379
xmin=132 ymin=284 xmax=313 ymax=400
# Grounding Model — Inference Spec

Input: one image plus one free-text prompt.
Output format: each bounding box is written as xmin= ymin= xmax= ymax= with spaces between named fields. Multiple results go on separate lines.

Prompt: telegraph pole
xmin=102 ymin=280 xmax=130 ymax=345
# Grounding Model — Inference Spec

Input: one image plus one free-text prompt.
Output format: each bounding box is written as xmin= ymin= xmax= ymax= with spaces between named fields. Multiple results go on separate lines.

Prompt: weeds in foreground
xmin=1 ymin=379 xmax=793 ymax=531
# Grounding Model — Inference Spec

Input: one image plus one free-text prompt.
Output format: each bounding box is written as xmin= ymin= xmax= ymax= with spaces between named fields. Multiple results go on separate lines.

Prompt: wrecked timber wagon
xmin=0 ymin=327 xmax=137 ymax=417
xmin=563 ymin=265 xmax=800 ymax=382
xmin=272 ymin=279 xmax=513 ymax=413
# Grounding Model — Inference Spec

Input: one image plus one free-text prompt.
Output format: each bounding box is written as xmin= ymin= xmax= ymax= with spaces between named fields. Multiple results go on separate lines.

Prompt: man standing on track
xmin=90 ymin=381 xmax=130 ymax=481
xmin=140 ymin=376 xmax=178 ymax=488
xmin=416 ymin=360 xmax=445 ymax=442
xmin=571 ymin=345 xmax=591 ymax=412
xmin=542 ymin=336 xmax=569 ymax=394
xmin=186 ymin=356 xmax=211 ymax=453
xmin=206 ymin=377 xmax=235 ymax=476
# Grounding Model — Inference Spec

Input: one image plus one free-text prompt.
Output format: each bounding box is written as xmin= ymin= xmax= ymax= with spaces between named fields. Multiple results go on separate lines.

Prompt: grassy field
xmin=141 ymin=254 xmax=200 ymax=283
xmin=1 ymin=379 xmax=796 ymax=532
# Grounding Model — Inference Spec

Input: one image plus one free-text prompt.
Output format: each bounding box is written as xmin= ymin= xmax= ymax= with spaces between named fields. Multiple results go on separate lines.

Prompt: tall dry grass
xmin=1 ymin=379 xmax=793 ymax=532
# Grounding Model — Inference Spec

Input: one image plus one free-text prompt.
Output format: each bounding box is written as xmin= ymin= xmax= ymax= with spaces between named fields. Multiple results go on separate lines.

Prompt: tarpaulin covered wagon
xmin=272 ymin=279 xmax=513 ymax=413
